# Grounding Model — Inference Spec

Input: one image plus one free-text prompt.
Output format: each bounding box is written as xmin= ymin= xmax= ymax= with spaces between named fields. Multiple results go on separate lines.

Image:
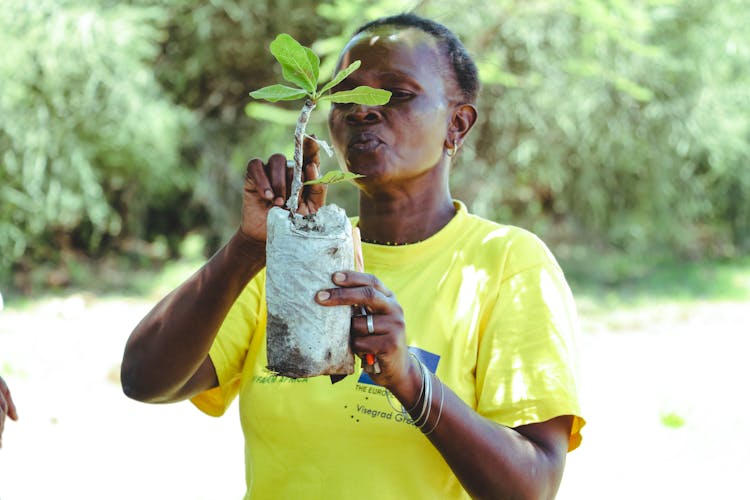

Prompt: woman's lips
xmin=347 ymin=133 xmax=383 ymax=152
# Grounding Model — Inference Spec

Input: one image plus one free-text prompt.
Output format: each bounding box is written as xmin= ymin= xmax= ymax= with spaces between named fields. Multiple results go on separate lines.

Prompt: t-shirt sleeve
xmin=475 ymin=232 xmax=585 ymax=451
xmin=190 ymin=271 xmax=265 ymax=417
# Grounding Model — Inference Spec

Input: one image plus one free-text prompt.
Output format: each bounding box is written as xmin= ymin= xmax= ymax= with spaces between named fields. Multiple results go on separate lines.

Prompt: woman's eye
xmin=388 ymin=90 xmax=413 ymax=99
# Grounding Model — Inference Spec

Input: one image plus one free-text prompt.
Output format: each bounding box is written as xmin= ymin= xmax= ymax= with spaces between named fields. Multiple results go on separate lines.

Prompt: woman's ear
xmin=448 ymin=103 xmax=478 ymax=145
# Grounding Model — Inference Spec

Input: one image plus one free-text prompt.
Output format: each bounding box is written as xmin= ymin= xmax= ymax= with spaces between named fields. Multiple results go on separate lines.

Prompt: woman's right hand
xmin=241 ymin=137 xmax=325 ymax=242
xmin=121 ymin=140 xmax=327 ymax=404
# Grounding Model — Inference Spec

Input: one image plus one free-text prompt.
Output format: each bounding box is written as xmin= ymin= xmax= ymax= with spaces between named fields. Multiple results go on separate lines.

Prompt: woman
xmin=122 ymin=13 xmax=584 ymax=499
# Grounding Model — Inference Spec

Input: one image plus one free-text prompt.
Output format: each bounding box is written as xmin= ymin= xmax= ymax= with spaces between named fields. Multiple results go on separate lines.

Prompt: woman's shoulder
xmin=460 ymin=205 xmax=546 ymax=247
xmin=459 ymin=205 xmax=561 ymax=274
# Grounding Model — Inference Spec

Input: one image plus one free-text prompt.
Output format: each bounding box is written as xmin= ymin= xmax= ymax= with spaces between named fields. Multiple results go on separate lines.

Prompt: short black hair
xmin=353 ymin=13 xmax=480 ymax=104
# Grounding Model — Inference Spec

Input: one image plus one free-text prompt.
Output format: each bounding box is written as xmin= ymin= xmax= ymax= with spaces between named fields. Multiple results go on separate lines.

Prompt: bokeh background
xmin=1 ymin=0 xmax=748 ymax=498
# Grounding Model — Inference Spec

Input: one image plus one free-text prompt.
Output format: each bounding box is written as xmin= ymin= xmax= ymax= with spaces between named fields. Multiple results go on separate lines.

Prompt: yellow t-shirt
xmin=191 ymin=201 xmax=584 ymax=499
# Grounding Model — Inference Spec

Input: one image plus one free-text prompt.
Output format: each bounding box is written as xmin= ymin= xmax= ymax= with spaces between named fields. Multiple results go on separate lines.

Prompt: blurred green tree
xmin=139 ymin=0 xmax=340 ymax=250
xmin=0 ymin=0 xmax=193 ymax=283
xmin=2 ymin=0 xmax=748 ymax=292
xmin=430 ymin=0 xmax=750 ymax=260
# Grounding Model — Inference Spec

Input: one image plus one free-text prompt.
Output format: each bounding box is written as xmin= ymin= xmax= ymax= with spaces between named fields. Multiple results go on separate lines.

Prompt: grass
xmin=561 ymin=253 xmax=750 ymax=308
xmin=660 ymin=412 xmax=686 ymax=429
xmin=0 ymin=236 xmax=208 ymax=312
xmin=4 ymin=235 xmax=750 ymax=313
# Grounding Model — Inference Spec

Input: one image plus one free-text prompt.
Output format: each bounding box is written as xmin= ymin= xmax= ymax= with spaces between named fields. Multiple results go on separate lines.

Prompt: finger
xmin=300 ymin=135 xmax=323 ymax=200
xmin=0 ymin=394 xmax=6 ymax=446
xmin=6 ymin=392 xmax=17 ymax=421
xmin=302 ymin=162 xmax=327 ymax=208
xmin=267 ymin=153 xmax=287 ymax=207
xmin=350 ymin=313 xmax=399 ymax=337
xmin=332 ymin=271 xmax=393 ymax=297
xmin=351 ymin=335 xmax=392 ymax=356
xmin=303 ymin=135 xmax=321 ymax=167
xmin=350 ymin=335 xmax=402 ymax=365
xmin=246 ymin=158 xmax=274 ymax=201
xmin=315 ymin=284 xmax=391 ymax=313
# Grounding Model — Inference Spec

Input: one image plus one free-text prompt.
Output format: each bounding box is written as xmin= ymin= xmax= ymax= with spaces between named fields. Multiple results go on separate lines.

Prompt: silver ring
xmin=286 ymin=159 xmax=295 ymax=168
xmin=366 ymin=314 xmax=374 ymax=334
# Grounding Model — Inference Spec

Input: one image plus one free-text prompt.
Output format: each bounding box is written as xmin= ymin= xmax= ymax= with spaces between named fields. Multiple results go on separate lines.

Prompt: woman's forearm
xmin=120 ymin=230 xmax=266 ymax=403
xmin=392 ymin=372 xmax=571 ymax=500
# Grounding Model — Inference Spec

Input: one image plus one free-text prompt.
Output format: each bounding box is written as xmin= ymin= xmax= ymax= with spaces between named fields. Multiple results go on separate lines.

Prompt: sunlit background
xmin=1 ymin=0 xmax=748 ymax=498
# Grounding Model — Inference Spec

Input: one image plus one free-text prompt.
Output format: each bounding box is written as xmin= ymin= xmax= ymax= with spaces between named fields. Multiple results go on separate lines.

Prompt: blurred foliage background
xmin=1 ymin=0 xmax=748 ymax=295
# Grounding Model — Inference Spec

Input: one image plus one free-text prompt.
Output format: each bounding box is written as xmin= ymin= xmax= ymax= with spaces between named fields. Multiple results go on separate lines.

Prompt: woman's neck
xmin=357 ymin=184 xmax=456 ymax=245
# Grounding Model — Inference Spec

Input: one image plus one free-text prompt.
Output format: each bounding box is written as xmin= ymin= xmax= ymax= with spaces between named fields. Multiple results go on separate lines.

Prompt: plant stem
xmin=286 ymin=98 xmax=316 ymax=214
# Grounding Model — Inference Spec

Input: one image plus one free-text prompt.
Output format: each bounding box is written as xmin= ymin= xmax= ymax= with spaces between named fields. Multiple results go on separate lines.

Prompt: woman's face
xmin=327 ymin=27 xmax=456 ymax=186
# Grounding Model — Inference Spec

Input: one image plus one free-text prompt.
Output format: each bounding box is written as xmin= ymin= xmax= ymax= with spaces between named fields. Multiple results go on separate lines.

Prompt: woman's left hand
xmin=315 ymin=271 xmax=419 ymax=396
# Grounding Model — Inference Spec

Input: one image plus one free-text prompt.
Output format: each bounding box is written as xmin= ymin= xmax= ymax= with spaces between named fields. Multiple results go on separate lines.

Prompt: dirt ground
xmin=0 ymin=294 xmax=747 ymax=499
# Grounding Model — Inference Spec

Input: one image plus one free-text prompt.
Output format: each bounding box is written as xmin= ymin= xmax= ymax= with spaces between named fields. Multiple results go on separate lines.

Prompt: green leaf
xmin=319 ymin=86 xmax=391 ymax=105
xmin=318 ymin=60 xmax=361 ymax=95
xmin=269 ymin=33 xmax=318 ymax=94
xmin=249 ymin=84 xmax=308 ymax=102
xmin=305 ymin=47 xmax=320 ymax=87
xmin=303 ymin=170 xmax=365 ymax=185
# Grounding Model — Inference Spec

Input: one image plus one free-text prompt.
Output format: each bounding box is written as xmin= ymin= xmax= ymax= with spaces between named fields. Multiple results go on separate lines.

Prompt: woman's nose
xmin=345 ymin=103 xmax=383 ymax=125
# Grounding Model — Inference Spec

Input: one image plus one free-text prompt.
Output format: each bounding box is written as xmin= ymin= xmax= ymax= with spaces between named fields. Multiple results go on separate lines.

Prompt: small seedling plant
xmin=249 ymin=33 xmax=391 ymax=215
xmin=249 ymin=34 xmax=390 ymax=377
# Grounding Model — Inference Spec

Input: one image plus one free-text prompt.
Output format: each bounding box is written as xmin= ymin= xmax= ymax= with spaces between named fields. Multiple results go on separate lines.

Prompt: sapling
xmin=249 ymin=34 xmax=390 ymax=378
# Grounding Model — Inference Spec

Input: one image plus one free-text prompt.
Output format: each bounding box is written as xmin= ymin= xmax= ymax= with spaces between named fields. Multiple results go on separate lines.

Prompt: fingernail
xmin=333 ymin=272 xmax=346 ymax=283
xmin=317 ymin=291 xmax=330 ymax=301
xmin=264 ymin=189 xmax=273 ymax=200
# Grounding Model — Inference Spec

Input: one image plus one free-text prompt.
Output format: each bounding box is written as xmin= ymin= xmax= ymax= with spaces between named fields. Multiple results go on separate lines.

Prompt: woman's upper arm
xmin=514 ymin=415 xmax=574 ymax=464
xmin=172 ymin=355 xmax=219 ymax=402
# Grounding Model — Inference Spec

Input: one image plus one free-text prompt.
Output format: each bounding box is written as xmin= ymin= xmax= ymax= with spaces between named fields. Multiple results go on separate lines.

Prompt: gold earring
xmin=446 ymin=139 xmax=462 ymax=158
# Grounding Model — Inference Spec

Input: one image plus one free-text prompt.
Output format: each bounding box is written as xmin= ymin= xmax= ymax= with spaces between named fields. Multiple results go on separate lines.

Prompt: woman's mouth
xmin=348 ymin=133 xmax=383 ymax=152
